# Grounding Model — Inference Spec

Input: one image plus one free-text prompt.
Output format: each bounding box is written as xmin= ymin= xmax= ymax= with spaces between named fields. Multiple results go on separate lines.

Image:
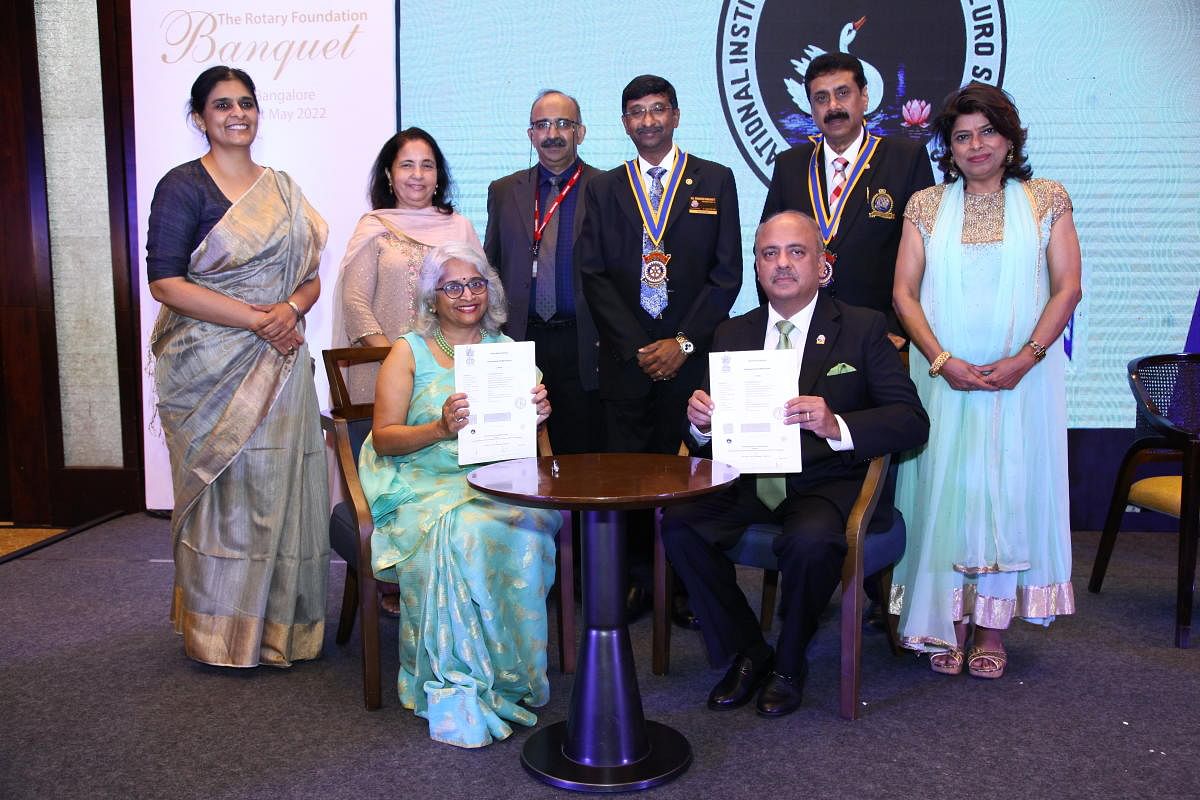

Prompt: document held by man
xmin=455 ymin=340 xmax=539 ymax=465
xmin=709 ymin=350 xmax=803 ymax=474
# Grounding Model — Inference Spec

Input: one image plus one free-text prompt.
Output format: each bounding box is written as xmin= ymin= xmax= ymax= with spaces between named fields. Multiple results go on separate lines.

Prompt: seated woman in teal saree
xmin=147 ymin=66 xmax=329 ymax=668
xmin=358 ymin=242 xmax=561 ymax=748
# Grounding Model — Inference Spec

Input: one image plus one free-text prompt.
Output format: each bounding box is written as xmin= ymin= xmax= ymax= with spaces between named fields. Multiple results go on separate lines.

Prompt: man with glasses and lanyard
xmin=578 ymin=74 xmax=742 ymax=622
xmin=486 ymin=90 xmax=603 ymax=455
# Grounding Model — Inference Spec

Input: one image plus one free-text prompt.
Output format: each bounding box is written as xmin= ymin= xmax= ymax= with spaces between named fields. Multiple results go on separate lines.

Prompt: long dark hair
xmin=188 ymin=65 xmax=258 ymax=139
xmin=367 ymin=127 xmax=454 ymax=212
xmin=933 ymin=82 xmax=1032 ymax=183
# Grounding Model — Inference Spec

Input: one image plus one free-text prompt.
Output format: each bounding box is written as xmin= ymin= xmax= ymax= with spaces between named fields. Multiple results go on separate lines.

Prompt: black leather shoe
xmin=755 ymin=669 xmax=806 ymax=717
xmin=624 ymin=584 xmax=650 ymax=622
xmin=671 ymin=595 xmax=701 ymax=630
xmin=707 ymin=651 xmax=774 ymax=710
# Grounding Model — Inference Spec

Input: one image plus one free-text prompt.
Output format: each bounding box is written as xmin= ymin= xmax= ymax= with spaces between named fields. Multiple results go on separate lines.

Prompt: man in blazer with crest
xmin=577 ymin=74 xmax=742 ymax=456
xmin=485 ymin=90 xmax=602 ymax=455
xmin=660 ymin=211 xmax=928 ymax=717
xmin=761 ymin=53 xmax=934 ymax=346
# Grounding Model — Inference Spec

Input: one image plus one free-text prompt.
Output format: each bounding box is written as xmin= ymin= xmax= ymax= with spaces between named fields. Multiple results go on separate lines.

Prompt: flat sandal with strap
xmin=967 ymin=647 xmax=1007 ymax=679
xmin=929 ymin=647 xmax=964 ymax=676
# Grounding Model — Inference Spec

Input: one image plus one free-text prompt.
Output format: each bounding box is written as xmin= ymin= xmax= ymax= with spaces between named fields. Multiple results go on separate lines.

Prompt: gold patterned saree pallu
xmin=154 ymin=169 xmax=330 ymax=668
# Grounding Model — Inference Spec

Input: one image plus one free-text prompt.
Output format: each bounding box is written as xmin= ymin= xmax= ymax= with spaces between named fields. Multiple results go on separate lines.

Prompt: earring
xmin=1005 ymin=146 xmax=1014 ymax=165
xmin=947 ymin=164 xmax=959 ymax=179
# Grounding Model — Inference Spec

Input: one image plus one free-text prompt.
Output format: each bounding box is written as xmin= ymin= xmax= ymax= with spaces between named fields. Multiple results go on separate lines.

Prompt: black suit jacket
xmin=761 ymin=135 xmax=934 ymax=336
xmin=484 ymin=162 xmax=601 ymax=391
xmin=693 ymin=295 xmax=929 ymax=521
xmin=577 ymin=153 xmax=742 ymax=400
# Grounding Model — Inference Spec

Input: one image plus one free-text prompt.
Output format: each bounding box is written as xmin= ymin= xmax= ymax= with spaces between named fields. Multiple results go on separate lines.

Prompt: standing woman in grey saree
xmin=146 ymin=66 xmax=330 ymax=667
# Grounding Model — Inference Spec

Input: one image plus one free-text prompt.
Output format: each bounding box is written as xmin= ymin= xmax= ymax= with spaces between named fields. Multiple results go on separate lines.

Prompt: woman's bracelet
xmin=286 ymin=300 xmax=303 ymax=320
xmin=928 ymin=350 xmax=952 ymax=377
xmin=1025 ymin=339 xmax=1047 ymax=362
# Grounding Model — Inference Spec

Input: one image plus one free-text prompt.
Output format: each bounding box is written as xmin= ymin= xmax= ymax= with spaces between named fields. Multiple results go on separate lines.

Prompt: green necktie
xmin=756 ymin=320 xmax=796 ymax=510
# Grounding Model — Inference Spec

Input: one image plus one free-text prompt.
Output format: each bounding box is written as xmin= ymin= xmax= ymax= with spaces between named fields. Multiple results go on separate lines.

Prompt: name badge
xmin=688 ymin=196 xmax=718 ymax=215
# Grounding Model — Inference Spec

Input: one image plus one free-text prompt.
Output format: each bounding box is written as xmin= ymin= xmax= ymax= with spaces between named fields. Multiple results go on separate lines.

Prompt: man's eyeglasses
xmin=622 ymin=103 xmax=673 ymax=120
xmin=435 ymin=278 xmax=489 ymax=299
xmin=530 ymin=118 xmax=580 ymax=131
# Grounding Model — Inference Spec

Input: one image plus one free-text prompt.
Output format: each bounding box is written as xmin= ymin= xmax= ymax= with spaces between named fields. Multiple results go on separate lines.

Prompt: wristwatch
xmin=675 ymin=333 xmax=694 ymax=354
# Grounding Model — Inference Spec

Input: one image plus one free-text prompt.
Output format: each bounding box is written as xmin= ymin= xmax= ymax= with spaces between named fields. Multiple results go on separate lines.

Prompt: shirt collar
xmin=823 ymin=126 xmax=865 ymax=171
xmin=538 ymin=158 xmax=581 ymax=185
xmin=766 ymin=291 xmax=819 ymax=339
xmin=637 ymin=145 xmax=678 ymax=177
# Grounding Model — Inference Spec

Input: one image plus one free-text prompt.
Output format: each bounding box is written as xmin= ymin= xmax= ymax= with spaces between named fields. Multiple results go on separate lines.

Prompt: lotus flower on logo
xmin=901 ymin=99 xmax=931 ymax=128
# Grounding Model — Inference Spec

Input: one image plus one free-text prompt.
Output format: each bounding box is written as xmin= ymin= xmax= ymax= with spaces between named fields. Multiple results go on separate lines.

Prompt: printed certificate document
xmin=709 ymin=350 xmax=802 ymax=474
xmin=455 ymin=340 xmax=538 ymax=465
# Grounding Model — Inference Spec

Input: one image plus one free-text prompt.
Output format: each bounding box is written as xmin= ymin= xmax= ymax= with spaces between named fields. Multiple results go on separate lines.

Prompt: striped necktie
xmin=756 ymin=319 xmax=796 ymax=510
xmin=829 ymin=156 xmax=849 ymax=205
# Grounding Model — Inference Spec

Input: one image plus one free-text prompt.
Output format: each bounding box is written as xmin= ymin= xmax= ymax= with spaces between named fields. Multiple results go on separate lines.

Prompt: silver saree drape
xmin=152 ymin=169 xmax=330 ymax=667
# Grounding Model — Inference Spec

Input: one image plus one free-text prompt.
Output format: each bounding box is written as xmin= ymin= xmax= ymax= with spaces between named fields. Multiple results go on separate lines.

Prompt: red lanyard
xmin=532 ymin=162 xmax=584 ymax=246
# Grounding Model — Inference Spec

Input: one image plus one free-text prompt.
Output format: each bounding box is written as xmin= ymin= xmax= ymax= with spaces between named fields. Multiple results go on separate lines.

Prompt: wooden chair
xmin=652 ymin=452 xmax=905 ymax=720
xmin=1089 ymin=353 xmax=1200 ymax=648
xmin=323 ymin=346 xmax=576 ymax=710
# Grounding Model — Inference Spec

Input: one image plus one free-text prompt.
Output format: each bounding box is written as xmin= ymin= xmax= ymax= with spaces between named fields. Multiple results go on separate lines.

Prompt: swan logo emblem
xmin=717 ymin=0 xmax=1008 ymax=185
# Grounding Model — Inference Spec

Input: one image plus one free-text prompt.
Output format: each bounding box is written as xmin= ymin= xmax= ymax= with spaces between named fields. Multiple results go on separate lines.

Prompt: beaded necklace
xmin=433 ymin=327 xmax=483 ymax=359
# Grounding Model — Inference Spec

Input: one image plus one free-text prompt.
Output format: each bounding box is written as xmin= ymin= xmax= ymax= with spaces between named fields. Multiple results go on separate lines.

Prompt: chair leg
xmin=652 ymin=510 xmax=671 ymax=675
xmin=839 ymin=572 xmax=865 ymax=721
xmin=875 ymin=566 xmax=902 ymax=656
xmin=1090 ymin=446 xmax=1148 ymax=593
xmin=556 ymin=511 xmax=577 ymax=673
xmin=759 ymin=570 xmax=779 ymax=631
xmin=359 ymin=571 xmax=382 ymax=710
xmin=336 ymin=564 xmax=358 ymax=644
xmin=1175 ymin=447 xmax=1199 ymax=648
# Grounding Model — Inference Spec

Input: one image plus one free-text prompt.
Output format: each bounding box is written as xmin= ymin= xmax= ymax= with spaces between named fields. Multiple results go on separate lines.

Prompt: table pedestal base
xmin=521 ymin=720 xmax=691 ymax=793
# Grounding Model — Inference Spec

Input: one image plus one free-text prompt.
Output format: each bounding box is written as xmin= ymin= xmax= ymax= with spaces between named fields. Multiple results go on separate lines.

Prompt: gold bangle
xmin=1026 ymin=339 xmax=1047 ymax=362
xmin=286 ymin=300 xmax=303 ymax=320
xmin=928 ymin=350 xmax=952 ymax=377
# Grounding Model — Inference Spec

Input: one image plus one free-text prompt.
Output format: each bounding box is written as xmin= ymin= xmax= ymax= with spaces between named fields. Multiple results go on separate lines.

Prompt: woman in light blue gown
xmin=890 ymin=83 xmax=1082 ymax=679
xmin=358 ymin=242 xmax=560 ymax=747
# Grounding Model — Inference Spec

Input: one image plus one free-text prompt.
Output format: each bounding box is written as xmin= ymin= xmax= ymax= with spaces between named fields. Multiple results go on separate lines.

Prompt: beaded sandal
xmin=929 ymin=647 xmax=964 ymax=676
xmin=967 ymin=647 xmax=1007 ymax=679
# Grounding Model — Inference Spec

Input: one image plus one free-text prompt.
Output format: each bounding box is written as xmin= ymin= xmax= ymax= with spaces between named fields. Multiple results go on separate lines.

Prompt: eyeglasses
xmin=622 ymin=103 xmax=673 ymax=120
xmin=530 ymin=118 xmax=580 ymax=131
xmin=435 ymin=278 xmax=489 ymax=299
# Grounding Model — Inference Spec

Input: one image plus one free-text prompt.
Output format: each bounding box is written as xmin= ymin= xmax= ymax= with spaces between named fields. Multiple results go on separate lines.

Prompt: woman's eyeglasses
xmin=436 ymin=278 xmax=489 ymax=299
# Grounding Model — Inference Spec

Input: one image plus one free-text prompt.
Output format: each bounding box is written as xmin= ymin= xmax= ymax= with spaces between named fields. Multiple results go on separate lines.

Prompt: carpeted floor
xmin=1 ymin=513 xmax=1196 ymax=800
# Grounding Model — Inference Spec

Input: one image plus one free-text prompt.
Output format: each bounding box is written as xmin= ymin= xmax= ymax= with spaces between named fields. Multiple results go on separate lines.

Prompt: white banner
xmin=133 ymin=1 xmax=397 ymax=508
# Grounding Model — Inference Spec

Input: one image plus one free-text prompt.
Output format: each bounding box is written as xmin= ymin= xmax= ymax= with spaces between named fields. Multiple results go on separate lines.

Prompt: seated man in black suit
xmin=660 ymin=210 xmax=928 ymax=717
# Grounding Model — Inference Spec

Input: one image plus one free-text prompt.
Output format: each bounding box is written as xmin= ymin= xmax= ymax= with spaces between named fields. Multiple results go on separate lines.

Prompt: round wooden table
xmin=468 ymin=453 xmax=739 ymax=793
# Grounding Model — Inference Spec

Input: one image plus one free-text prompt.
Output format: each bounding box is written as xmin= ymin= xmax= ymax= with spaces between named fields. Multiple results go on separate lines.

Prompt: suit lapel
xmin=515 ymin=167 xmax=537 ymax=246
xmin=662 ymin=155 xmax=699 ymax=236
xmin=797 ymin=295 xmax=840 ymax=394
xmin=829 ymin=137 xmax=884 ymax=249
xmin=572 ymin=166 xmax=593 ymax=241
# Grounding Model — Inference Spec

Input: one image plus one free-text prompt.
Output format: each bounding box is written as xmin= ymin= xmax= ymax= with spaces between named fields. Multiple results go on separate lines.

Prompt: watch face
xmin=681 ymin=340 xmax=694 ymax=353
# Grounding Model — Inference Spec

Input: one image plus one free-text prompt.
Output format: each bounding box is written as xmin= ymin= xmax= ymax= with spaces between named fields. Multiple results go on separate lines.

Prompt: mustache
xmin=635 ymin=124 xmax=663 ymax=136
xmin=823 ymin=110 xmax=850 ymax=124
xmin=540 ymin=137 xmax=567 ymax=149
xmin=770 ymin=269 xmax=798 ymax=282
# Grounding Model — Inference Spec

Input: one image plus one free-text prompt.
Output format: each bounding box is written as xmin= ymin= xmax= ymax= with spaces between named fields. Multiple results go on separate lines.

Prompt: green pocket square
xmin=826 ymin=362 xmax=857 ymax=376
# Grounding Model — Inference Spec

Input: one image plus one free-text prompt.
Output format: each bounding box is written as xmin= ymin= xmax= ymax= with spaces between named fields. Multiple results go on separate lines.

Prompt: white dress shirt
xmin=636 ymin=146 xmax=678 ymax=188
xmin=692 ymin=294 xmax=855 ymax=452
xmin=823 ymin=127 xmax=864 ymax=208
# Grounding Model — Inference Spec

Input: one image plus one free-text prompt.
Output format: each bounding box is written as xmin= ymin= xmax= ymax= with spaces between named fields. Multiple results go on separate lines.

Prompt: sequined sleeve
xmin=1027 ymin=178 xmax=1073 ymax=226
xmin=902 ymin=184 xmax=945 ymax=236
xmin=340 ymin=233 xmax=385 ymax=342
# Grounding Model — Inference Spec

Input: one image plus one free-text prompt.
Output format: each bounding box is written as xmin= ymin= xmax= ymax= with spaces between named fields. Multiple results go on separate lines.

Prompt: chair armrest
xmin=841 ymin=454 xmax=890 ymax=587
xmin=330 ymin=412 xmax=377 ymax=578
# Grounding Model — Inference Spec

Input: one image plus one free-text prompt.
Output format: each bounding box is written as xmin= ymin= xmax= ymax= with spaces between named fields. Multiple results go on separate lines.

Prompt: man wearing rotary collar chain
xmin=579 ymin=74 xmax=742 ymax=621
xmin=761 ymin=52 xmax=934 ymax=348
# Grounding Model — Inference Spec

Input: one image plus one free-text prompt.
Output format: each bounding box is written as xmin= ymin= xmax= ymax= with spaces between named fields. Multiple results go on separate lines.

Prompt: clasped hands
xmin=637 ymin=338 xmax=688 ymax=382
xmin=940 ymin=352 xmax=1035 ymax=392
xmin=249 ymin=302 xmax=303 ymax=355
xmin=437 ymin=384 xmax=551 ymax=439
xmin=687 ymin=389 xmax=841 ymax=441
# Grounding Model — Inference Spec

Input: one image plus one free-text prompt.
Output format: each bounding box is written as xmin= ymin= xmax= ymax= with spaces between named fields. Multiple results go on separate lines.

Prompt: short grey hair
xmin=754 ymin=210 xmax=822 ymax=254
xmin=531 ymin=89 xmax=583 ymax=124
xmin=413 ymin=241 xmax=507 ymax=336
